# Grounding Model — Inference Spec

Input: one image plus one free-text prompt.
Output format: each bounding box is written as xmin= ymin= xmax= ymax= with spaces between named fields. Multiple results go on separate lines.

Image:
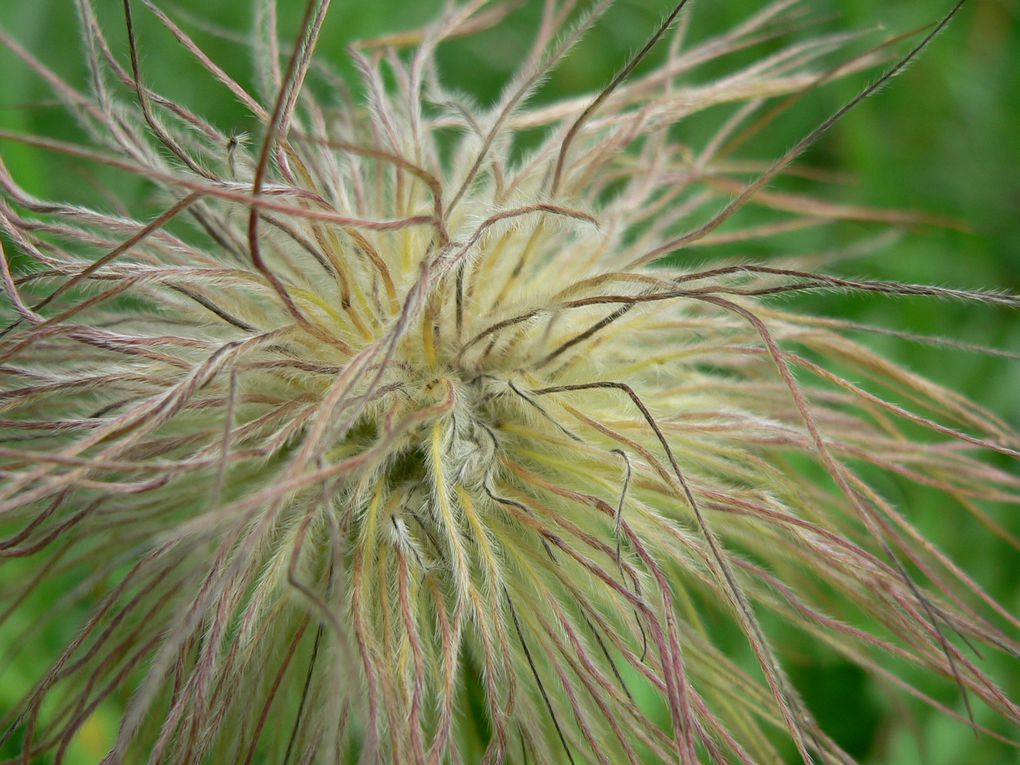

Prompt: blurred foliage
xmin=0 ymin=1 xmax=1016 ymax=762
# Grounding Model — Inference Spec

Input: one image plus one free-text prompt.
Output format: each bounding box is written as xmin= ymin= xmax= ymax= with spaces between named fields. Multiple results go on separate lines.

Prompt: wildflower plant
xmin=0 ymin=0 xmax=1017 ymax=763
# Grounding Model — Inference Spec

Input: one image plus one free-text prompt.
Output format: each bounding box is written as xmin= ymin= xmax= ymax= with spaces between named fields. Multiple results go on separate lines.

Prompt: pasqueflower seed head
xmin=0 ymin=1 xmax=1017 ymax=763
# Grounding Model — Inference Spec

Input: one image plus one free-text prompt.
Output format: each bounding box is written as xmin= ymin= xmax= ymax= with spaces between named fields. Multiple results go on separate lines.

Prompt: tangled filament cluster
xmin=0 ymin=1 xmax=1017 ymax=763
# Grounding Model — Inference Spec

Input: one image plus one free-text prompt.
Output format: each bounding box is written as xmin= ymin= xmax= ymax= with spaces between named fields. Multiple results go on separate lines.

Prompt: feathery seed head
xmin=0 ymin=1 xmax=1017 ymax=763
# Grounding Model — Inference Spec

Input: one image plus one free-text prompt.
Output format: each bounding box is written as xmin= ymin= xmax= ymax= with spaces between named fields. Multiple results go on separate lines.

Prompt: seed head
xmin=0 ymin=1 xmax=1017 ymax=764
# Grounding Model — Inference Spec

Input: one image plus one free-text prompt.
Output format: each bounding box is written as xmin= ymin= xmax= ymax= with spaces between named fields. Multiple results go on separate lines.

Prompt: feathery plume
xmin=0 ymin=1 xmax=1017 ymax=763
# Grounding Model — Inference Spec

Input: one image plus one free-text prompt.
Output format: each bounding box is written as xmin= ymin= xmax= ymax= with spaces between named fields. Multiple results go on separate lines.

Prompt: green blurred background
xmin=0 ymin=1 xmax=1017 ymax=762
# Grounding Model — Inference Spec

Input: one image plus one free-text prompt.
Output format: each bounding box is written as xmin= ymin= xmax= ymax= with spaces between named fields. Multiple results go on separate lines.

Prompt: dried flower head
xmin=0 ymin=0 xmax=1017 ymax=763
